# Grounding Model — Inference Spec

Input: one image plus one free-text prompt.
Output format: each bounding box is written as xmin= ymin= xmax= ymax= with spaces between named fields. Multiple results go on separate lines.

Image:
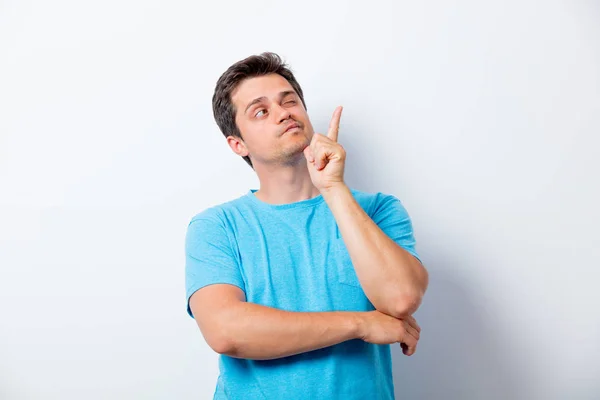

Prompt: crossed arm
xmin=321 ymin=183 xmax=429 ymax=318
xmin=190 ymin=284 xmax=363 ymax=360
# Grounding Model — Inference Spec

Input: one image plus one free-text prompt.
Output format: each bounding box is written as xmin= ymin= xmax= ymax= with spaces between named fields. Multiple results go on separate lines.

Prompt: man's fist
xmin=304 ymin=106 xmax=346 ymax=192
xmin=357 ymin=310 xmax=421 ymax=356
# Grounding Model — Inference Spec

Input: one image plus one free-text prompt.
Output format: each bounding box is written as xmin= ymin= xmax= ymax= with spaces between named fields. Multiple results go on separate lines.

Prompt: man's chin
xmin=279 ymin=142 xmax=310 ymax=163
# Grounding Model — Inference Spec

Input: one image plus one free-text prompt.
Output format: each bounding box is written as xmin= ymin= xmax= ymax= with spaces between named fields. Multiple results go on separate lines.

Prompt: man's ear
xmin=226 ymin=135 xmax=249 ymax=158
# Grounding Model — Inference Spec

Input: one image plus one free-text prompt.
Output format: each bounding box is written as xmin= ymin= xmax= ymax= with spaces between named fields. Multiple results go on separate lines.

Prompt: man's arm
xmin=190 ymin=283 xmax=422 ymax=359
xmin=190 ymin=284 xmax=363 ymax=360
xmin=302 ymin=107 xmax=427 ymax=319
xmin=322 ymin=184 xmax=429 ymax=319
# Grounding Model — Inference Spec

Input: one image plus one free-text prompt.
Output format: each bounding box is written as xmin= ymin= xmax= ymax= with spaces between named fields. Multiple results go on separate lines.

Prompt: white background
xmin=1 ymin=1 xmax=599 ymax=399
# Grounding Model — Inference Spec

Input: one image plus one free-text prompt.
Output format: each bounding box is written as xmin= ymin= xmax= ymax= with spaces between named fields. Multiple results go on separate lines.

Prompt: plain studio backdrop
xmin=1 ymin=1 xmax=599 ymax=399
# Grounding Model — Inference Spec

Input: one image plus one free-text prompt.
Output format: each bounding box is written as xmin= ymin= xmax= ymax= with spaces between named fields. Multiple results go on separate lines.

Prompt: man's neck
xmin=253 ymin=161 xmax=320 ymax=205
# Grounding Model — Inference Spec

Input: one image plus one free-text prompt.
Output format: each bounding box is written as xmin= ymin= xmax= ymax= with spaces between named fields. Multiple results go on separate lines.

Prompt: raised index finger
xmin=327 ymin=106 xmax=343 ymax=142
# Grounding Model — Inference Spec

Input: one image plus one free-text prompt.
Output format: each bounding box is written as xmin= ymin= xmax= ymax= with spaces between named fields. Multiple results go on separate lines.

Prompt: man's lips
xmin=283 ymin=123 xmax=300 ymax=134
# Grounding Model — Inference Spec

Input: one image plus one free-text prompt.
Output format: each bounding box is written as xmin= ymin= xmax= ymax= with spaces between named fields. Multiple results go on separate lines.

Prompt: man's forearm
xmin=216 ymin=302 xmax=362 ymax=360
xmin=322 ymin=184 xmax=429 ymax=318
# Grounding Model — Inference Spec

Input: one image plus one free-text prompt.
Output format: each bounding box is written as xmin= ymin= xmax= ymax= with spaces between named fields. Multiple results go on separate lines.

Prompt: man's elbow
xmin=391 ymin=293 xmax=423 ymax=318
xmin=206 ymin=332 xmax=237 ymax=355
xmin=199 ymin=318 xmax=237 ymax=355
xmin=371 ymin=290 xmax=423 ymax=319
xmin=388 ymin=281 xmax=428 ymax=318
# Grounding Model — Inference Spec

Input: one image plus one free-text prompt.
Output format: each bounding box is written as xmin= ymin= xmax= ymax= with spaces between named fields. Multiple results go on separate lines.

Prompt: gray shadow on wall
xmin=390 ymin=259 xmax=523 ymax=400
xmin=339 ymin=120 xmax=525 ymax=399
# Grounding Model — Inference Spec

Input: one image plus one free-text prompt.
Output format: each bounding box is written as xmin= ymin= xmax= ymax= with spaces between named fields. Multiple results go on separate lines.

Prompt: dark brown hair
xmin=212 ymin=52 xmax=307 ymax=169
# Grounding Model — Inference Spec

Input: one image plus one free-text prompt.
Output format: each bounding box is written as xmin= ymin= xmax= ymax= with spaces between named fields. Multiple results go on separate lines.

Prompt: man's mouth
xmin=283 ymin=123 xmax=300 ymax=134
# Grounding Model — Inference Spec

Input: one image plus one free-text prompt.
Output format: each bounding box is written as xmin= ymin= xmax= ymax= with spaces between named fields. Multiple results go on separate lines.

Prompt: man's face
xmin=230 ymin=73 xmax=315 ymax=166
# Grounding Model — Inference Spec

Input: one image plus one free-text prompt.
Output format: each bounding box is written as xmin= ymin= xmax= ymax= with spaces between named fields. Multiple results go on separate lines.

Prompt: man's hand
xmin=304 ymin=106 xmax=346 ymax=193
xmin=357 ymin=310 xmax=421 ymax=356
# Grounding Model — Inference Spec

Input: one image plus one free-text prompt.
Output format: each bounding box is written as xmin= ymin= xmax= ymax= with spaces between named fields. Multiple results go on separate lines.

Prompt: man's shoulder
xmin=188 ymin=191 xmax=250 ymax=225
xmin=348 ymin=187 xmax=401 ymax=212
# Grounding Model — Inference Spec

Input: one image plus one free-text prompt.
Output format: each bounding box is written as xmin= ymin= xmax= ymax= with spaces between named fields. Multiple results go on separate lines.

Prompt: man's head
xmin=212 ymin=52 xmax=315 ymax=169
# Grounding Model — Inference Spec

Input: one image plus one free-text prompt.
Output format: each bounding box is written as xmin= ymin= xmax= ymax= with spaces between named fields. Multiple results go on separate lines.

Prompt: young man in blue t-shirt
xmin=185 ymin=52 xmax=429 ymax=399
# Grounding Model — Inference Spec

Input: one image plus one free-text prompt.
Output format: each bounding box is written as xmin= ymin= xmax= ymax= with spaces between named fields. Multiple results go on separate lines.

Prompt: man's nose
xmin=273 ymin=103 xmax=292 ymax=123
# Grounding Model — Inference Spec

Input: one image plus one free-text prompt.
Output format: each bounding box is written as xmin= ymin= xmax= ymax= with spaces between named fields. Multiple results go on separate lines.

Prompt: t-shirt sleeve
xmin=184 ymin=213 xmax=246 ymax=318
xmin=370 ymin=193 xmax=422 ymax=264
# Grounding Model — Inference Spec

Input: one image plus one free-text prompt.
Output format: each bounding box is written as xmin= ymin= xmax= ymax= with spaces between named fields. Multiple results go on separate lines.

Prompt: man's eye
xmin=255 ymin=109 xmax=266 ymax=117
xmin=285 ymin=100 xmax=296 ymax=105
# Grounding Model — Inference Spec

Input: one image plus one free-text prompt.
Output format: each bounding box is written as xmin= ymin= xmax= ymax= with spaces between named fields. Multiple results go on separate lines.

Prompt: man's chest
xmin=231 ymin=222 xmax=373 ymax=312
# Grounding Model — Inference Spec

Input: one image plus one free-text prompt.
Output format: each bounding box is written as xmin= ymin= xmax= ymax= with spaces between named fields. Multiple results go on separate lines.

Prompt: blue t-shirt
xmin=185 ymin=188 xmax=421 ymax=400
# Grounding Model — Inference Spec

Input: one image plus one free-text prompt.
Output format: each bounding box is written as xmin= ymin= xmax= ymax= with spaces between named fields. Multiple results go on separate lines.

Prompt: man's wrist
xmin=321 ymin=182 xmax=350 ymax=201
xmin=351 ymin=312 xmax=366 ymax=340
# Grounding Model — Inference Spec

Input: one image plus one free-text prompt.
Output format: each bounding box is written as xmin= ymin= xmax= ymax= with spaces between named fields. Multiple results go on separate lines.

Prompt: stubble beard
xmin=277 ymin=132 xmax=311 ymax=167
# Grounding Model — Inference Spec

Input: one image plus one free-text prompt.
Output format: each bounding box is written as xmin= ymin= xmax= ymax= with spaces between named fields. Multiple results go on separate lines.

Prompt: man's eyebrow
xmin=244 ymin=90 xmax=297 ymax=114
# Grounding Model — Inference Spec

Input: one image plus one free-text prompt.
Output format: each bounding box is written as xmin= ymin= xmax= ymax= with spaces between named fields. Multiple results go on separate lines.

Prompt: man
xmin=185 ymin=52 xmax=429 ymax=399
